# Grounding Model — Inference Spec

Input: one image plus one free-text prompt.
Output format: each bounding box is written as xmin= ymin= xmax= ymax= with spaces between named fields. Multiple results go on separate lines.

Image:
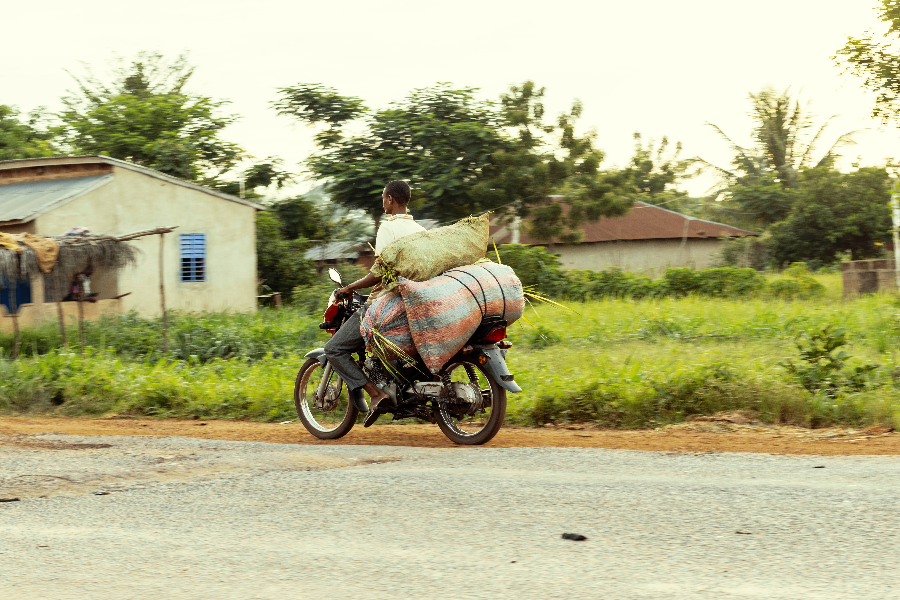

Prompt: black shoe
xmin=363 ymin=408 xmax=380 ymax=428
xmin=363 ymin=395 xmax=391 ymax=428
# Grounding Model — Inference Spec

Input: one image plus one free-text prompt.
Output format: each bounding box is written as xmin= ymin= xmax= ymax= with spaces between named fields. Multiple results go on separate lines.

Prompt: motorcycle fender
xmin=305 ymin=348 xmax=327 ymax=366
xmin=472 ymin=346 xmax=522 ymax=393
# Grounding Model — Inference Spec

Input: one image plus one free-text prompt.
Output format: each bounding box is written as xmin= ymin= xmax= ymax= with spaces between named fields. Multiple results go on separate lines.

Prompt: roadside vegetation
xmin=2 ymin=270 xmax=899 ymax=430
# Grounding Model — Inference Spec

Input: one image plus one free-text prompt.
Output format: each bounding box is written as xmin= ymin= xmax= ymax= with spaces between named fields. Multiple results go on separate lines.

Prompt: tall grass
xmin=2 ymin=273 xmax=900 ymax=429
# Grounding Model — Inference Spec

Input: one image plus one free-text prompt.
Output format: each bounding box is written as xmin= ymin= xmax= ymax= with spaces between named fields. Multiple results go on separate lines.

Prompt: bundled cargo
xmin=359 ymin=292 xmax=416 ymax=361
xmin=371 ymin=213 xmax=489 ymax=293
xmin=400 ymin=262 xmax=524 ymax=373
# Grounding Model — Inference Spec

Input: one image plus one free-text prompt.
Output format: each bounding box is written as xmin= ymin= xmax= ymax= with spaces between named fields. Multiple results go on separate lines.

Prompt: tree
xmin=614 ymin=132 xmax=698 ymax=215
xmin=703 ymin=87 xmax=857 ymax=228
xmin=274 ymin=81 xmax=634 ymax=238
xmin=768 ymin=167 xmax=892 ymax=266
xmin=255 ymin=211 xmax=317 ymax=297
xmin=836 ymin=0 xmax=900 ymax=123
xmin=473 ymin=82 xmax=634 ymax=243
xmin=58 ymin=51 xmax=291 ymax=196
xmin=0 ymin=105 xmax=55 ymax=160
xmin=275 ymin=83 xmax=504 ymax=225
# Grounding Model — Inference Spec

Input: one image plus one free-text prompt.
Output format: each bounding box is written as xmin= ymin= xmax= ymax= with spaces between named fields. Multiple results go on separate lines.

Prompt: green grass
xmin=2 ymin=273 xmax=900 ymax=429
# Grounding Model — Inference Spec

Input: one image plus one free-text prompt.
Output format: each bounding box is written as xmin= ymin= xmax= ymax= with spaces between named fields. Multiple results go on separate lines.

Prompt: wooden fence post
xmin=77 ymin=286 xmax=85 ymax=355
xmin=159 ymin=233 xmax=168 ymax=354
xmin=10 ymin=282 xmax=19 ymax=360
xmin=55 ymin=270 xmax=67 ymax=347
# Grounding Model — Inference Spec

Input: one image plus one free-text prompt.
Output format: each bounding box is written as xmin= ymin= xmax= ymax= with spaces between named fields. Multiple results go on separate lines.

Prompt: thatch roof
xmin=0 ymin=226 xmax=176 ymax=282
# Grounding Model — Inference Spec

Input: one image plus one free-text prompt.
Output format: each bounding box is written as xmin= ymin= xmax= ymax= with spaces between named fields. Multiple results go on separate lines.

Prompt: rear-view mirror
xmin=328 ymin=268 xmax=342 ymax=286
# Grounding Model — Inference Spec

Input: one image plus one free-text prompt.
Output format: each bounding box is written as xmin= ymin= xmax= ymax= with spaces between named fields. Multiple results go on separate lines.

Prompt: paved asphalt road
xmin=0 ymin=433 xmax=898 ymax=600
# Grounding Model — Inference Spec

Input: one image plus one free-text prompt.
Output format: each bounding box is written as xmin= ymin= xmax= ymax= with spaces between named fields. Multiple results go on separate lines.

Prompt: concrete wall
xmin=553 ymin=238 xmax=725 ymax=275
xmin=29 ymin=166 xmax=257 ymax=316
xmin=842 ymin=259 xmax=898 ymax=299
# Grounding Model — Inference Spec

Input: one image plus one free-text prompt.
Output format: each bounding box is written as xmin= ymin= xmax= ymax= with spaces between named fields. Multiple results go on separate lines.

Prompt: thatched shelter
xmin=0 ymin=227 xmax=175 ymax=357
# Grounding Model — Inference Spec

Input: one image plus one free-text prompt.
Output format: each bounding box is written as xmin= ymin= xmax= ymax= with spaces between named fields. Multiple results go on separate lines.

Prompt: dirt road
xmin=0 ymin=416 xmax=897 ymax=455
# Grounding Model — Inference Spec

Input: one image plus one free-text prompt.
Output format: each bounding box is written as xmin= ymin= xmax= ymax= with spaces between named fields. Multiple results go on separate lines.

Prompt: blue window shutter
xmin=180 ymin=234 xmax=206 ymax=282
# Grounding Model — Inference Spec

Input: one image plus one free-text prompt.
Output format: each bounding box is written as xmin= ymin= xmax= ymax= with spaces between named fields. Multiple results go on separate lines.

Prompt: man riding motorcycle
xmin=323 ymin=180 xmax=425 ymax=427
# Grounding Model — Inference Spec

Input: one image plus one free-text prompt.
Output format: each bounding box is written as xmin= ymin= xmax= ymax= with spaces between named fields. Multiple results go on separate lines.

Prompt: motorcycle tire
xmin=434 ymin=359 xmax=507 ymax=446
xmin=294 ymin=358 xmax=361 ymax=440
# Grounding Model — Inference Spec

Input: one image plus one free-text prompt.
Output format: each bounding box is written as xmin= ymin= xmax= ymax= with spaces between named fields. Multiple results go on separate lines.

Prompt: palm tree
xmin=706 ymin=86 xmax=859 ymax=190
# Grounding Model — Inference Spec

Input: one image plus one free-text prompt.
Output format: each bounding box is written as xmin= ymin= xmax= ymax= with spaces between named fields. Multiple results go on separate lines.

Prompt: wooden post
xmin=55 ymin=270 xmax=67 ymax=347
xmin=159 ymin=233 xmax=168 ymax=354
xmin=77 ymin=285 xmax=85 ymax=356
xmin=10 ymin=281 xmax=19 ymax=360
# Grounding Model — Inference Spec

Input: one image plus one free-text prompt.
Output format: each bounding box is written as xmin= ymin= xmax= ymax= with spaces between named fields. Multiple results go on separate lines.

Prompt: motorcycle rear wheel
xmin=434 ymin=360 xmax=507 ymax=445
xmin=294 ymin=358 xmax=361 ymax=440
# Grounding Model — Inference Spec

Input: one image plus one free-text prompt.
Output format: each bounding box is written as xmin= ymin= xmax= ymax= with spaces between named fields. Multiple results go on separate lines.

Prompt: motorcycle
xmin=294 ymin=268 xmax=521 ymax=445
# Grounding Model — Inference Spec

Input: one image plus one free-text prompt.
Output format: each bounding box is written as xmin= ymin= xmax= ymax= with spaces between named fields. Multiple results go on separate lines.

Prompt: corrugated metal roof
xmin=0 ymin=174 xmax=113 ymax=225
xmin=0 ymin=155 xmax=265 ymax=211
xmin=491 ymin=201 xmax=758 ymax=244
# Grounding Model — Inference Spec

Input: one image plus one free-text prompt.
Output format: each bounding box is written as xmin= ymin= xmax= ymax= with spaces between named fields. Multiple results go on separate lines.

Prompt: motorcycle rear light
xmin=485 ymin=327 xmax=507 ymax=342
xmin=497 ymin=340 xmax=513 ymax=349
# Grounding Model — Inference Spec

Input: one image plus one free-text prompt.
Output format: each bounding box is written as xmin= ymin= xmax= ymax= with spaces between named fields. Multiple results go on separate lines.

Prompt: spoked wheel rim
xmin=437 ymin=361 xmax=500 ymax=439
xmin=298 ymin=361 xmax=354 ymax=434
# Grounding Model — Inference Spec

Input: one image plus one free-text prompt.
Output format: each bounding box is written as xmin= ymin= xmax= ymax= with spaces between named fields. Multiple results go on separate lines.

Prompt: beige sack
xmin=371 ymin=213 xmax=490 ymax=293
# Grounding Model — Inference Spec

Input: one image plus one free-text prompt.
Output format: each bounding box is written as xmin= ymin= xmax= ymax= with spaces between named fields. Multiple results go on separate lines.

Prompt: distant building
xmin=491 ymin=201 xmax=758 ymax=274
xmin=304 ymin=240 xmax=375 ymax=271
xmin=0 ymin=155 xmax=262 ymax=327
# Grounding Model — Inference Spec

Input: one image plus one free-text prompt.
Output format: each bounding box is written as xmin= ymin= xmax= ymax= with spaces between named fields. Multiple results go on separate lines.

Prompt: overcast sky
xmin=1 ymin=0 xmax=894 ymax=198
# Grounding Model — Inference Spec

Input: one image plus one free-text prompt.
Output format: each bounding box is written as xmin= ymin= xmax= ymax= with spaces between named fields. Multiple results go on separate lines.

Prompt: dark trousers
xmin=324 ymin=308 xmax=368 ymax=392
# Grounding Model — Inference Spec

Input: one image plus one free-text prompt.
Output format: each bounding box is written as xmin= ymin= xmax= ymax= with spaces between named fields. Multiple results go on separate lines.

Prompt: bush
xmin=0 ymin=309 xmax=323 ymax=364
xmin=768 ymin=263 xmax=825 ymax=300
xmin=496 ymin=244 xmax=569 ymax=296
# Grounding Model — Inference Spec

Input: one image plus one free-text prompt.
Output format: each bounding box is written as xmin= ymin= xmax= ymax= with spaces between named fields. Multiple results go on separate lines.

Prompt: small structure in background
xmin=841 ymin=259 xmax=898 ymax=299
xmin=0 ymin=155 xmax=263 ymax=333
xmin=304 ymin=240 xmax=375 ymax=271
xmin=491 ymin=201 xmax=758 ymax=274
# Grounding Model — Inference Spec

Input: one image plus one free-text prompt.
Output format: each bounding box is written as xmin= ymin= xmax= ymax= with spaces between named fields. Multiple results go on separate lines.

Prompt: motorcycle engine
xmin=412 ymin=381 xmax=484 ymax=415
xmin=364 ymin=355 xmax=389 ymax=386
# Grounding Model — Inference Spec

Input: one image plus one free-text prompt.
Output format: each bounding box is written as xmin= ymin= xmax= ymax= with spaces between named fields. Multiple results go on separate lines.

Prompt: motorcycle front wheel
xmin=434 ymin=360 xmax=507 ymax=445
xmin=294 ymin=358 xmax=361 ymax=440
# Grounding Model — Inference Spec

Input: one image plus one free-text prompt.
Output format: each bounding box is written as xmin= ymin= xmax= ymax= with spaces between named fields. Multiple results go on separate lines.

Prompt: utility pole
xmin=892 ymin=181 xmax=900 ymax=293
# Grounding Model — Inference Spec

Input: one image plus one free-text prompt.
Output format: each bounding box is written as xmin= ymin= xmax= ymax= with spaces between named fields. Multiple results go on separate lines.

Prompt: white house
xmin=491 ymin=201 xmax=758 ymax=274
xmin=0 ymin=155 xmax=262 ymax=328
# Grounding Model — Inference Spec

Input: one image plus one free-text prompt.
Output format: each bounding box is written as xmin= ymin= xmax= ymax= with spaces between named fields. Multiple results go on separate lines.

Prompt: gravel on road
xmin=0 ymin=432 xmax=898 ymax=600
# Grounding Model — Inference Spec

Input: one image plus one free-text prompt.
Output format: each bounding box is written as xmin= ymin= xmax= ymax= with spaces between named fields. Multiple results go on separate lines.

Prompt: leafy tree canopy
xmin=255 ymin=211 xmax=317 ymax=298
xmin=0 ymin=105 xmax=55 ymax=161
xmin=58 ymin=51 xmax=291 ymax=197
xmin=837 ymin=0 xmax=900 ymax=123
xmin=473 ymin=82 xmax=635 ymax=243
xmin=768 ymin=166 xmax=892 ymax=265
xmin=274 ymin=81 xmax=637 ymax=240
xmin=702 ymin=87 xmax=857 ymax=229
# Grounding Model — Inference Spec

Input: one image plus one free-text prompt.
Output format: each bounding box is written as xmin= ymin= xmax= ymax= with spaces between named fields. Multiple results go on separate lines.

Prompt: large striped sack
xmin=399 ymin=262 xmax=524 ymax=373
xmin=371 ymin=213 xmax=489 ymax=294
xmin=359 ymin=292 xmax=417 ymax=361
